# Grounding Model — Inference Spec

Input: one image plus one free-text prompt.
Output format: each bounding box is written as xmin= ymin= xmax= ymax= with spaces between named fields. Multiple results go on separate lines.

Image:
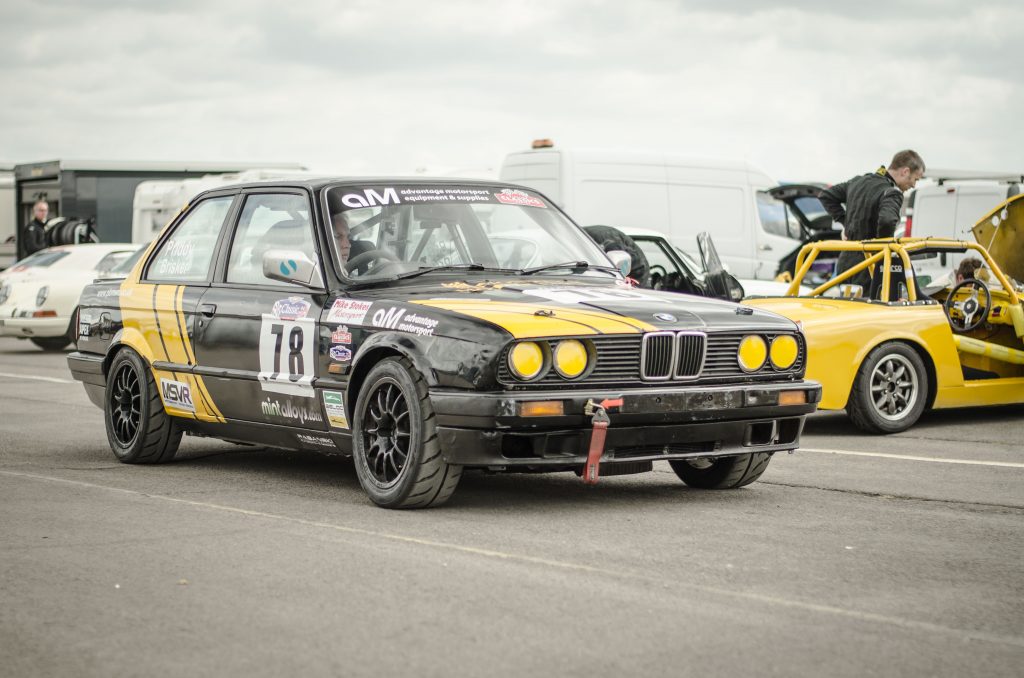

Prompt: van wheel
xmin=847 ymin=342 xmax=927 ymax=434
xmin=104 ymin=349 xmax=182 ymax=463
xmin=352 ymin=357 xmax=462 ymax=509
xmin=669 ymin=453 xmax=773 ymax=489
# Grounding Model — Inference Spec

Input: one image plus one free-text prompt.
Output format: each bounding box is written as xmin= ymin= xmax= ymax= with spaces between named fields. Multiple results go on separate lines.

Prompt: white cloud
xmin=0 ymin=0 xmax=1020 ymax=184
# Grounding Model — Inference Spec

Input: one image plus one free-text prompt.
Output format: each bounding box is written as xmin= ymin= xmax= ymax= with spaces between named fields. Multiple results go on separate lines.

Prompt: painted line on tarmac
xmin=802 ymin=447 xmax=1024 ymax=469
xmin=4 ymin=469 xmax=1024 ymax=649
xmin=0 ymin=371 xmax=75 ymax=384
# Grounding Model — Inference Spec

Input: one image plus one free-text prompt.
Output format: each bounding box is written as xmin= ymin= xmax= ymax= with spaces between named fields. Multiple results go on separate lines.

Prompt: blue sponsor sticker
xmin=329 ymin=345 xmax=352 ymax=362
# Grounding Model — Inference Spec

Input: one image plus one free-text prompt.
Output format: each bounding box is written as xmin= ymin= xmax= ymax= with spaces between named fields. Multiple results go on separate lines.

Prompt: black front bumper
xmin=429 ymin=381 xmax=821 ymax=468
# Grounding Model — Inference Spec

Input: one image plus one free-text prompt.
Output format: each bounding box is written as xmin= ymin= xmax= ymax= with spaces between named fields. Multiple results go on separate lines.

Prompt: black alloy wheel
xmin=361 ymin=379 xmax=411 ymax=486
xmin=352 ymin=357 xmax=462 ymax=509
xmin=109 ymin=362 xmax=142 ymax=447
xmin=103 ymin=348 xmax=181 ymax=464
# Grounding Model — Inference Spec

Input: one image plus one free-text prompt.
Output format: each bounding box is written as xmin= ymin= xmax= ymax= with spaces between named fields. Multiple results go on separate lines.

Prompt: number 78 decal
xmin=258 ymin=314 xmax=315 ymax=397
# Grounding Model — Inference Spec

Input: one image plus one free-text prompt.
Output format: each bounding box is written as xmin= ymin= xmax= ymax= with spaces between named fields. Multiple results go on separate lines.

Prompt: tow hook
xmin=582 ymin=397 xmax=624 ymax=484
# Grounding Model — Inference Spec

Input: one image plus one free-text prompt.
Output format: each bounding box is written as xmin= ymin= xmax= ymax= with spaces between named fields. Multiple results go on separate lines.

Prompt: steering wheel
xmin=944 ymin=279 xmax=991 ymax=333
xmin=648 ymin=265 xmax=668 ymax=290
xmin=345 ymin=249 xmax=400 ymax=276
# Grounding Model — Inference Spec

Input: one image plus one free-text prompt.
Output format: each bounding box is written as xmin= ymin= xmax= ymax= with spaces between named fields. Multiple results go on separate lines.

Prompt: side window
xmin=226 ymin=193 xmax=315 ymax=286
xmin=147 ymin=197 xmax=233 ymax=282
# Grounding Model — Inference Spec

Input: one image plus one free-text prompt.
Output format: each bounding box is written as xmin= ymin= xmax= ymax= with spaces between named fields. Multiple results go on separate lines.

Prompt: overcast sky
xmin=2 ymin=0 xmax=1021 ymax=183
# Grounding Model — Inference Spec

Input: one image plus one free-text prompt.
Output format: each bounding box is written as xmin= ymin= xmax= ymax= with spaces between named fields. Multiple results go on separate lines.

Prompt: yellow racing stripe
xmin=413 ymin=299 xmax=656 ymax=338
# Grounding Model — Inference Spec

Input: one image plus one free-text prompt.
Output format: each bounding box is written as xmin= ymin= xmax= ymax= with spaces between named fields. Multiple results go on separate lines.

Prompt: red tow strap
xmin=583 ymin=398 xmax=623 ymax=484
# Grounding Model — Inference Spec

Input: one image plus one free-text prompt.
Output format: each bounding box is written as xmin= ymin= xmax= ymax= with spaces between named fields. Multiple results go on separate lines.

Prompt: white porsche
xmin=0 ymin=243 xmax=142 ymax=350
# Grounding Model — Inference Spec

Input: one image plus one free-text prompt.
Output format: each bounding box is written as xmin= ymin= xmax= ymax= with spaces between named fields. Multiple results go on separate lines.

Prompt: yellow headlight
xmin=770 ymin=335 xmax=799 ymax=370
xmin=509 ymin=341 xmax=545 ymax=380
xmin=737 ymin=335 xmax=767 ymax=372
xmin=553 ymin=339 xmax=588 ymax=378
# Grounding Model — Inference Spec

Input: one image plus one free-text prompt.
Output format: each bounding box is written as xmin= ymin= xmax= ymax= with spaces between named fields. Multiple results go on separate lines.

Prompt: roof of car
xmin=195 ymin=176 xmax=523 ymax=196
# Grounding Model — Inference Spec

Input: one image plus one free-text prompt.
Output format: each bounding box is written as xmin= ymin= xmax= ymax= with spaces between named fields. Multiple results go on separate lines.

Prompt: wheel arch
xmin=347 ymin=339 xmax=434 ymax=422
xmin=845 ymin=336 xmax=938 ymax=410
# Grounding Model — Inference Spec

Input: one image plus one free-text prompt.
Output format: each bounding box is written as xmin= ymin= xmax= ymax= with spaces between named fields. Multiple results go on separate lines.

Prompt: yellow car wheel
xmin=847 ymin=342 xmax=929 ymax=434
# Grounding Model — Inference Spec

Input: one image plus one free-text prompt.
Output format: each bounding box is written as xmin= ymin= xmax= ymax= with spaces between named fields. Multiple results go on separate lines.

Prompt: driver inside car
xmin=332 ymin=212 xmax=376 ymax=276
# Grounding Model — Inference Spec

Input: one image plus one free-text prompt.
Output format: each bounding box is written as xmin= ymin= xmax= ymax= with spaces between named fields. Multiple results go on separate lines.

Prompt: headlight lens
xmin=509 ymin=341 xmax=545 ymax=380
xmin=0 ymin=283 xmax=9 ymax=305
xmin=770 ymin=335 xmax=799 ymax=370
xmin=553 ymin=339 xmax=588 ymax=378
xmin=737 ymin=335 xmax=767 ymax=372
xmin=36 ymin=285 xmax=49 ymax=307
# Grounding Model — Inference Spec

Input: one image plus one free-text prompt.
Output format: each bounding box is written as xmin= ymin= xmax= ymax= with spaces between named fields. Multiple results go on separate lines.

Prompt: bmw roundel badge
xmin=654 ymin=312 xmax=677 ymax=322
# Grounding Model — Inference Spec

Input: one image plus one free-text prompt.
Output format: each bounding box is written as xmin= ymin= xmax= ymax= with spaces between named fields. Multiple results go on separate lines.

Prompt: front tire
xmin=669 ymin=453 xmax=773 ymax=489
xmin=847 ymin=342 xmax=927 ymax=434
xmin=352 ymin=357 xmax=462 ymax=509
xmin=104 ymin=349 xmax=182 ymax=463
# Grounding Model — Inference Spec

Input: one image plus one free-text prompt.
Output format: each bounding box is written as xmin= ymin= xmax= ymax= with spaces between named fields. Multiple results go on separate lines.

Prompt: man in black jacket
xmin=22 ymin=200 xmax=50 ymax=257
xmin=820 ymin=150 xmax=925 ymax=289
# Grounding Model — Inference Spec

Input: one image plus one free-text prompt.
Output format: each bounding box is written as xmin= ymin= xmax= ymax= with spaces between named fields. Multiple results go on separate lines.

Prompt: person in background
xmin=956 ymin=257 xmax=983 ymax=284
xmin=821 ymin=150 xmax=926 ymax=288
xmin=22 ymin=200 xmax=50 ymax=257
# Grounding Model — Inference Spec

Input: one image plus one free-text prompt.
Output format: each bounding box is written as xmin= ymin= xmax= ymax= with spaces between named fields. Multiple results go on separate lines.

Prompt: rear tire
xmin=669 ymin=452 xmax=773 ymax=489
xmin=104 ymin=348 xmax=182 ymax=464
xmin=352 ymin=357 xmax=462 ymax=509
xmin=847 ymin=342 xmax=927 ymax=434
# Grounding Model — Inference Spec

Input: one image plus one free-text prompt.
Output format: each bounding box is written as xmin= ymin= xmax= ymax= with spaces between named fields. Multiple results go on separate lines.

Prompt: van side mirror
xmin=263 ymin=249 xmax=323 ymax=288
xmin=606 ymin=250 xmax=631 ymax=277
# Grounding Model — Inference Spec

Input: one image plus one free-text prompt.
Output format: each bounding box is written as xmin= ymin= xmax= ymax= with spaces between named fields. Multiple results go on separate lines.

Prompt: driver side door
xmin=192 ymin=189 xmax=329 ymax=429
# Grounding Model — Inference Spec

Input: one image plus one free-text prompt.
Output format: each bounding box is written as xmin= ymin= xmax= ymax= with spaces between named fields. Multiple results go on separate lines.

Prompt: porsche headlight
xmin=737 ymin=335 xmax=767 ymax=372
xmin=36 ymin=285 xmax=49 ymax=307
xmin=553 ymin=339 xmax=588 ymax=379
xmin=508 ymin=341 xmax=545 ymax=380
xmin=770 ymin=335 xmax=799 ymax=370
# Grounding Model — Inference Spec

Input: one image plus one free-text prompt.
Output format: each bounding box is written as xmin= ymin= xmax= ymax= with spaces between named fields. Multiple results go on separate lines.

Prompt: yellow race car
xmin=743 ymin=194 xmax=1024 ymax=433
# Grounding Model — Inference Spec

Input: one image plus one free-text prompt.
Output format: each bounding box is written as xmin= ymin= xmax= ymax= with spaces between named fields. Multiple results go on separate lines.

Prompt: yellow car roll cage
xmin=787 ymin=238 xmax=1021 ymax=308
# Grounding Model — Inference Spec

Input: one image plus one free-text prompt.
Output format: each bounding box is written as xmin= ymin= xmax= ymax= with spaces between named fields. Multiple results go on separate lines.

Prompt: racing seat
xmin=249 ymin=219 xmax=312 ymax=283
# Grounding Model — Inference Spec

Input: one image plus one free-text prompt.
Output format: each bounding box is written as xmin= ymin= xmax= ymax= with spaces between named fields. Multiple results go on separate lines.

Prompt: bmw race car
xmin=68 ymin=178 xmax=820 ymax=508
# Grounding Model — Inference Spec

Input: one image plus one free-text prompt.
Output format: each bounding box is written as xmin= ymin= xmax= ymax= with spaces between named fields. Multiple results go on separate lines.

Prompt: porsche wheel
xmin=847 ymin=342 xmax=927 ymax=434
xmin=669 ymin=453 xmax=773 ymax=489
xmin=104 ymin=349 xmax=182 ymax=463
xmin=352 ymin=357 xmax=462 ymax=509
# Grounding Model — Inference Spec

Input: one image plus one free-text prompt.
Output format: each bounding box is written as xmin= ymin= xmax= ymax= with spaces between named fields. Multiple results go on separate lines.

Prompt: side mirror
xmin=726 ymin=274 xmax=745 ymax=301
xmin=607 ymin=250 xmax=631 ymax=277
xmin=263 ymin=249 xmax=324 ymax=288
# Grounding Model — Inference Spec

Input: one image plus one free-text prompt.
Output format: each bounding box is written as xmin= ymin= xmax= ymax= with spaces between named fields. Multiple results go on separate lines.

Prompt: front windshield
xmin=323 ymin=184 xmax=614 ymax=282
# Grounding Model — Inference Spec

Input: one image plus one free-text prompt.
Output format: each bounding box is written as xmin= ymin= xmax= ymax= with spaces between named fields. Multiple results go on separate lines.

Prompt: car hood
xmin=349 ymin=277 xmax=797 ymax=338
xmin=972 ymin=193 xmax=1023 ymax=283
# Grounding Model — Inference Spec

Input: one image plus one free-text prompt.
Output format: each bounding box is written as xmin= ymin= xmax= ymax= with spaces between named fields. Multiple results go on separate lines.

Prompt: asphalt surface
xmin=1 ymin=336 xmax=1021 ymax=677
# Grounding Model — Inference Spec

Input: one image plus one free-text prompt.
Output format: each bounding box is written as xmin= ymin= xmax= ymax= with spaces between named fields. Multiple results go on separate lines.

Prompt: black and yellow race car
xmin=69 ymin=178 xmax=821 ymax=509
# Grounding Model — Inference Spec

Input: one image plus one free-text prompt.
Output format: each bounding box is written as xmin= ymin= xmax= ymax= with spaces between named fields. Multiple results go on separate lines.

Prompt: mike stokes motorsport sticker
xmin=327 ymin=299 xmax=372 ymax=324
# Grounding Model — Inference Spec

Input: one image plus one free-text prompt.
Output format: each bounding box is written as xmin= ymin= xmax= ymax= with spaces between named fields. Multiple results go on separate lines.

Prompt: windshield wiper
xmin=519 ymin=261 xmax=619 ymax=276
xmin=391 ymin=263 xmax=518 ymax=281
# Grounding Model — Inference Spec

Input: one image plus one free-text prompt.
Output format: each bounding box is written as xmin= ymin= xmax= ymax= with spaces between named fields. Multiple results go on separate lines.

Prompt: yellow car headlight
xmin=509 ymin=341 xmax=545 ymax=380
xmin=737 ymin=335 xmax=767 ymax=372
xmin=553 ymin=339 xmax=588 ymax=379
xmin=770 ymin=335 xmax=799 ymax=370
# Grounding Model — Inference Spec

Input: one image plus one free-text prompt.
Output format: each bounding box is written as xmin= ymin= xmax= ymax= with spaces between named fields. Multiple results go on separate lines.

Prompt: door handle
xmin=759 ymin=244 xmax=773 ymax=251
xmin=199 ymin=303 xmax=217 ymax=318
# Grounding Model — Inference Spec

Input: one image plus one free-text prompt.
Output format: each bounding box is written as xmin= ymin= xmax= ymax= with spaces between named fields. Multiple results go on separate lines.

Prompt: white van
xmin=131 ymin=168 xmax=318 ymax=243
xmin=499 ymin=141 xmax=802 ymax=279
xmin=904 ymin=170 xmax=1023 ymax=282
